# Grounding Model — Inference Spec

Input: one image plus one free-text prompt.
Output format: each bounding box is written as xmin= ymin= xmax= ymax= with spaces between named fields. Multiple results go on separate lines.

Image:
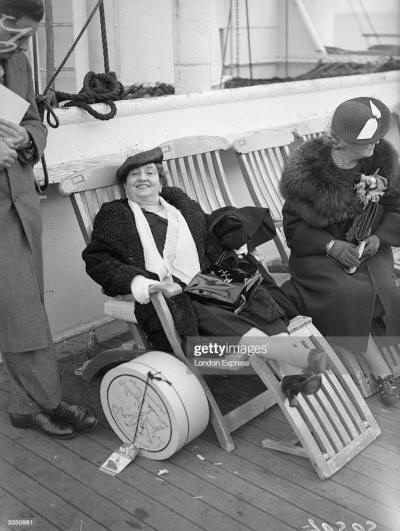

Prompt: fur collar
xmin=280 ymin=138 xmax=400 ymax=227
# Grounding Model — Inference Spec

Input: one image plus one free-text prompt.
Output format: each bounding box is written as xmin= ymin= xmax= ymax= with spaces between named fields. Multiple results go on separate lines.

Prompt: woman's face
xmin=124 ymin=163 xmax=161 ymax=203
xmin=342 ymin=140 xmax=378 ymax=160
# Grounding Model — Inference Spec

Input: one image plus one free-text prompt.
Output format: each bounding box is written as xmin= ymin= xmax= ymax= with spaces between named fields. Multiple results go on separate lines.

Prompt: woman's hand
xmin=329 ymin=240 xmax=360 ymax=268
xmin=0 ymin=118 xmax=30 ymax=150
xmin=0 ymin=138 xmax=17 ymax=169
xmin=361 ymin=235 xmax=380 ymax=260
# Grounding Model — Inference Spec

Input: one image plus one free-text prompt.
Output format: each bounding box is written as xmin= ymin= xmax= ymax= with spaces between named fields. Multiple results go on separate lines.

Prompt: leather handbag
xmin=184 ymin=251 xmax=262 ymax=314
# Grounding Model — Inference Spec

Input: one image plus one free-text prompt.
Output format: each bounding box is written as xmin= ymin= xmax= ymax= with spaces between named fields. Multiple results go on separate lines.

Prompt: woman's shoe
xmin=376 ymin=376 xmax=399 ymax=407
xmin=281 ymin=373 xmax=322 ymax=407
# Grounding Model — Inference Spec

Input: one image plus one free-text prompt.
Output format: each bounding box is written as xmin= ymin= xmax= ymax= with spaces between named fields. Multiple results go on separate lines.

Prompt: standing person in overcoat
xmin=0 ymin=0 xmax=97 ymax=438
xmin=280 ymin=96 xmax=400 ymax=406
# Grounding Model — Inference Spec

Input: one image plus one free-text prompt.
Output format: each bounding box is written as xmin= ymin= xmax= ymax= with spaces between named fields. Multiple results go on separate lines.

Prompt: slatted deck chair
xmin=294 ymin=116 xmax=329 ymax=141
xmin=232 ymin=129 xmax=293 ymax=286
xmin=155 ymin=135 xmax=379 ymax=476
xmin=232 ymin=129 xmax=399 ymax=398
xmin=58 ymin=161 xmax=291 ymax=454
xmin=160 ymin=135 xmax=234 ymax=212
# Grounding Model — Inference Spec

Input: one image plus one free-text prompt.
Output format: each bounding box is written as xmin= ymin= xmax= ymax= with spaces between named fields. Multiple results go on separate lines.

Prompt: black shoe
xmin=376 ymin=376 xmax=400 ymax=407
xmin=10 ymin=411 xmax=77 ymax=439
xmin=51 ymin=400 xmax=98 ymax=432
xmin=281 ymin=374 xmax=322 ymax=407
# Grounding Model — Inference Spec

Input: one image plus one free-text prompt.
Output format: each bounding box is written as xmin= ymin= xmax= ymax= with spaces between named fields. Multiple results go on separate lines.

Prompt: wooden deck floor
xmin=0 ymin=337 xmax=399 ymax=531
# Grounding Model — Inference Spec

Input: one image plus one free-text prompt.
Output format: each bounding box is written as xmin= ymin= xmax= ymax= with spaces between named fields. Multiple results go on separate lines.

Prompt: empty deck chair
xmin=58 ymin=147 xmax=380 ymax=478
xmin=232 ymin=128 xmax=399 ymax=397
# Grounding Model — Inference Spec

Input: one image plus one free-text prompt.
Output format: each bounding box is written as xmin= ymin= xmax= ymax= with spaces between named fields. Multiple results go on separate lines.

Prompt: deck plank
xmin=232 ymin=420 xmax=399 ymax=531
xmin=0 ymin=486 xmax=60 ymax=531
xmin=1 ymin=354 xmax=399 ymax=531
xmin=0 ymin=456 xmax=109 ymax=531
xmin=80 ymin=425 xmax=292 ymax=531
xmin=0 ymin=411 xmax=208 ymax=531
xmin=0 ymin=430 xmax=150 ymax=531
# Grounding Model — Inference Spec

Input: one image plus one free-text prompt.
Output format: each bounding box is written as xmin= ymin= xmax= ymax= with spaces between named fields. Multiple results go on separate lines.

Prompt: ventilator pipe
xmin=292 ymin=0 xmax=327 ymax=55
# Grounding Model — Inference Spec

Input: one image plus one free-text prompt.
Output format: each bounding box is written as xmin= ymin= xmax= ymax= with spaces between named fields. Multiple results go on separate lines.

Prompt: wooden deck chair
xmin=59 ymin=156 xmax=380 ymax=476
xmin=294 ymin=116 xmax=329 ymax=140
xmin=160 ymin=135 xmax=234 ymax=212
xmin=58 ymin=162 xmax=294 ymax=454
xmin=232 ymin=130 xmax=293 ymax=283
xmin=232 ymin=129 xmax=399 ymax=398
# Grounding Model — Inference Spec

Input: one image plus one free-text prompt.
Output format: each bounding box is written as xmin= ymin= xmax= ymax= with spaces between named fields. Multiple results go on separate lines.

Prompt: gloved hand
xmin=361 ymin=235 xmax=380 ymax=260
xmin=329 ymin=240 xmax=360 ymax=268
xmin=130 ymin=275 xmax=160 ymax=304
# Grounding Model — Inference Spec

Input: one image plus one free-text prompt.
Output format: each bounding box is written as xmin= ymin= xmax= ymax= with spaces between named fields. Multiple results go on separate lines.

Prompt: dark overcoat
xmin=0 ymin=52 xmax=48 ymax=353
xmin=280 ymin=137 xmax=400 ymax=350
xmin=82 ymin=188 xmax=298 ymax=350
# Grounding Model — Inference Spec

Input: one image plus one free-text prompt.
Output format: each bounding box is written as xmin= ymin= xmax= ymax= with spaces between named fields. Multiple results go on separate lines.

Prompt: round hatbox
xmin=100 ymin=351 xmax=209 ymax=460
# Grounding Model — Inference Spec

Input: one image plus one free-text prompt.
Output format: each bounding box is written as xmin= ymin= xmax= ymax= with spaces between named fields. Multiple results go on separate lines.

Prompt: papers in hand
xmin=0 ymin=83 xmax=29 ymax=124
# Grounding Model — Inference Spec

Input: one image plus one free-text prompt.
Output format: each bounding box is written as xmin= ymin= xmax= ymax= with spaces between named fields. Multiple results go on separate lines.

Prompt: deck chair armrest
xmin=287 ymin=315 xmax=312 ymax=333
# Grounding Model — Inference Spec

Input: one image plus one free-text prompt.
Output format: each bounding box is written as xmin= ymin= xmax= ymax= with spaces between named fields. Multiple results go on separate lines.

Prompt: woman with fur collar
xmin=280 ymin=97 xmax=400 ymax=406
xmin=83 ymin=147 xmax=328 ymax=405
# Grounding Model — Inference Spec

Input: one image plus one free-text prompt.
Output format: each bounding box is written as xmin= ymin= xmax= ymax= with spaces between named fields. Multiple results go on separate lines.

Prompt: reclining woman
xmin=83 ymin=148 xmax=327 ymax=406
xmin=280 ymin=97 xmax=400 ymax=406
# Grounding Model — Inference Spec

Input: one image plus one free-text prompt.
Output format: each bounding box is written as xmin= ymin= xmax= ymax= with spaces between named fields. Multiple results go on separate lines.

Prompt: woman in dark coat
xmin=83 ymin=148 xmax=328 ymax=405
xmin=280 ymin=97 xmax=400 ymax=406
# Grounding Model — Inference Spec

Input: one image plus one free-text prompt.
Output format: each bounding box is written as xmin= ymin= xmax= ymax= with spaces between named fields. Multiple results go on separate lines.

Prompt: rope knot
xmin=54 ymin=71 xmax=125 ymax=120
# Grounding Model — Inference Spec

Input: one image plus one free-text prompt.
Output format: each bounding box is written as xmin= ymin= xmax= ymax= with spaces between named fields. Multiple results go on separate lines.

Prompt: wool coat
xmin=280 ymin=137 xmax=400 ymax=351
xmin=83 ymin=188 xmax=298 ymax=350
xmin=0 ymin=52 xmax=48 ymax=353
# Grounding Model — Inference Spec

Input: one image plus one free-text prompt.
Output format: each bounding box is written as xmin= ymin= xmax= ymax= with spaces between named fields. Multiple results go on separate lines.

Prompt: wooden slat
xmin=161 ymin=135 xmax=230 ymax=158
xmin=211 ymin=151 xmax=236 ymax=206
xmin=186 ymin=154 xmax=208 ymax=208
xmin=320 ymin=375 xmax=360 ymax=439
xmin=195 ymin=154 xmax=219 ymax=211
xmin=304 ymin=393 xmax=345 ymax=451
xmin=232 ymin=130 xmax=294 ymax=153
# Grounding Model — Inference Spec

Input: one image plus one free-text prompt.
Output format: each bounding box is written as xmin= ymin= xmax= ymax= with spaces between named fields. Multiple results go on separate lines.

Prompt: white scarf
xmin=129 ymin=197 xmax=201 ymax=285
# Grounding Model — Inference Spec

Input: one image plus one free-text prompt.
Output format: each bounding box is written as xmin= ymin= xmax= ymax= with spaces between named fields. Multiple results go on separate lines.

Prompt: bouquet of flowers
xmin=345 ymin=169 xmax=387 ymax=274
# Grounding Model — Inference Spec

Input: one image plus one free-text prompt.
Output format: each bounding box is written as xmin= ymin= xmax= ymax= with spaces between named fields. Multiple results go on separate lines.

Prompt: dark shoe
xmin=281 ymin=373 xmax=322 ymax=407
xmin=10 ymin=411 xmax=77 ymax=439
xmin=51 ymin=400 xmax=98 ymax=431
xmin=376 ymin=376 xmax=399 ymax=407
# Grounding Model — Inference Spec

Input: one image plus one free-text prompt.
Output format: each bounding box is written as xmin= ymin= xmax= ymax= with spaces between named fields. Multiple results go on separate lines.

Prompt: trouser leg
xmin=2 ymin=343 xmax=62 ymax=415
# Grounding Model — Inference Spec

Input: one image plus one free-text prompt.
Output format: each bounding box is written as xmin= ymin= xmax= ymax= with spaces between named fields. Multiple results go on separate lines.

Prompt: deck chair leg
xmin=126 ymin=321 xmax=147 ymax=351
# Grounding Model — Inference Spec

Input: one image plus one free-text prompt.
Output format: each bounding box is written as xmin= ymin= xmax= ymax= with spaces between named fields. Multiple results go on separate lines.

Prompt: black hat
xmin=209 ymin=206 xmax=276 ymax=250
xmin=116 ymin=147 xmax=163 ymax=182
xmin=331 ymin=97 xmax=391 ymax=145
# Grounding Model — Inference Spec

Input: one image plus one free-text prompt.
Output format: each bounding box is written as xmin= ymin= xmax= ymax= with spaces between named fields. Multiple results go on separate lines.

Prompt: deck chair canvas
xmin=232 ymin=128 xmax=400 ymax=397
xmin=58 ymin=144 xmax=380 ymax=478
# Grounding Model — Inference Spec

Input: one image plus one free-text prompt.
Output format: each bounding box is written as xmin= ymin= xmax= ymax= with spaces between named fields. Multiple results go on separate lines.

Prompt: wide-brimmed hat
xmin=331 ymin=97 xmax=391 ymax=144
xmin=116 ymin=147 xmax=163 ymax=182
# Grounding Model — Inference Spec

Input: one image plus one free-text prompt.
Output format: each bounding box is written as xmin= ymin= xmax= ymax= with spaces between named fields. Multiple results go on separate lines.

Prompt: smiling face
xmin=124 ymin=163 xmax=162 ymax=204
xmin=0 ymin=15 xmax=40 ymax=59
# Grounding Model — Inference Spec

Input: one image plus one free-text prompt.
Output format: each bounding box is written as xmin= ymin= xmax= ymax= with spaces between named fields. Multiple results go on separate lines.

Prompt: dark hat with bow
xmin=331 ymin=97 xmax=391 ymax=145
xmin=116 ymin=147 xmax=163 ymax=182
